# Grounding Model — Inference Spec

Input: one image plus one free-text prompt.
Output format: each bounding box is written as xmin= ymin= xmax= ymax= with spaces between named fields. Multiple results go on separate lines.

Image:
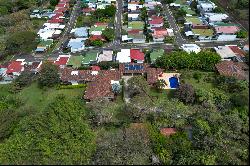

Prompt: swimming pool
xmin=169 ymin=77 xmax=179 ymax=88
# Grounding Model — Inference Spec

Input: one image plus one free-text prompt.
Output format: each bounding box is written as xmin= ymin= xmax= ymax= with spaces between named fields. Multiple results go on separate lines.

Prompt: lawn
xmin=179 ymin=70 xmax=216 ymax=90
xmin=16 ymin=82 xmax=84 ymax=111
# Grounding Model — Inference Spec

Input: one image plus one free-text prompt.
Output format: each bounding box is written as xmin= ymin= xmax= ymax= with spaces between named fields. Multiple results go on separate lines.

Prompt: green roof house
xmin=150 ymin=49 xmax=164 ymax=63
xmin=82 ymin=50 xmax=99 ymax=65
xmin=192 ymin=29 xmax=214 ymax=40
xmin=128 ymin=21 xmax=144 ymax=30
xmin=67 ymin=56 xmax=84 ymax=68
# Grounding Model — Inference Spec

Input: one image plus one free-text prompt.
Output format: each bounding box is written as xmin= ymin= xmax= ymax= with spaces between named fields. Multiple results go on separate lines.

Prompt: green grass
xmin=192 ymin=29 xmax=214 ymax=36
xmin=0 ymin=84 xmax=11 ymax=97
xmin=16 ymin=82 xmax=84 ymax=111
xmin=185 ymin=17 xmax=202 ymax=24
xmin=180 ymin=70 xmax=216 ymax=90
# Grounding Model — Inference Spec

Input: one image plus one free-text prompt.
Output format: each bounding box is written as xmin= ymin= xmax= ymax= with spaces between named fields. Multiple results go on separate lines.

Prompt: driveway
xmin=122 ymin=76 xmax=132 ymax=103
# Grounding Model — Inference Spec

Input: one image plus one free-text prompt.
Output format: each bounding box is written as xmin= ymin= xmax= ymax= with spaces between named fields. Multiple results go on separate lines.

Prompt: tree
xmin=93 ymin=124 xmax=152 ymax=165
xmin=112 ymin=83 xmax=121 ymax=94
xmin=162 ymin=0 xmax=174 ymax=4
xmin=213 ymin=6 xmax=224 ymax=13
xmin=193 ymin=72 xmax=202 ymax=82
xmin=6 ymin=31 xmax=37 ymax=54
xmin=127 ymin=76 xmax=150 ymax=98
xmin=0 ymin=95 xmax=96 ymax=165
xmin=236 ymin=30 xmax=248 ymax=38
xmin=0 ymin=6 xmax=9 ymax=15
xmin=155 ymin=79 xmax=167 ymax=91
xmin=50 ymin=0 xmax=59 ymax=6
xmin=11 ymin=71 xmax=34 ymax=93
xmin=38 ymin=61 xmax=60 ymax=88
xmin=102 ymin=28 xmax=115 ymax=42
xmin=140 ymin=7 xmax=148 ymax=21
xmin=175 ymin=83 xmax=195 ymax=104
xmin=90 ymin=39 xmax=104 ymax=47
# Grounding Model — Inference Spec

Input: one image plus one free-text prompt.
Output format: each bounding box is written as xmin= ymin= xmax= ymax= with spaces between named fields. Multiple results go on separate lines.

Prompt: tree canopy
xmin=0 ymin=95 xmax=96 ymax=165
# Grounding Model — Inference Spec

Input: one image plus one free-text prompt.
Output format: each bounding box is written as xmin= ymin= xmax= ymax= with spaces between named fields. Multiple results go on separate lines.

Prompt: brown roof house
xmin=215 ymin=61 xmax=249 ymax=80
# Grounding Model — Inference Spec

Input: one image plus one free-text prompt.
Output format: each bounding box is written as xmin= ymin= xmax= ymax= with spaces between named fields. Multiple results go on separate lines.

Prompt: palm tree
xmin=156 ymin=79 xmax=167 ymax=91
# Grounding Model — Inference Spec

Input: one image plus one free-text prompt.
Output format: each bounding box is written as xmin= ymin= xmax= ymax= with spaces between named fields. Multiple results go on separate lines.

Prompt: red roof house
xmin=130 ymin=49 xmax=145 ymax=62
xmin=54 ymin=56 xmax=70 ymax=68
xmin=89 ymin=35 xmax=106 ymax=41
xmin=160 ymin=128 xmax=177 ymax=136
xmin=149 ymin=16 xmax=164 ymax=28
xmin=228 ymin=46 xmax=246 ymax=57
xmin=152 ymin=28 xmax=168 ymax=41
xmin=6 ymin=60 xmax=25 ymax=75
xmin=91 ymin=66 xmax=101 ymax=71
xmin=215 ymin=26 xmax=239 ymax=34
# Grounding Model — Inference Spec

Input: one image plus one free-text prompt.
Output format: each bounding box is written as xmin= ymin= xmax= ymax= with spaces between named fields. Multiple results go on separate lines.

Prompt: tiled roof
xmin=130 ymin=49 xmax=144 ymax=61
xmin=146 ymin=67 xmax=164 ymax=84
xmin=149 ymin=16 xmax=163 ymax=25
xmin=89 ymin=35 xmax=106 ymax=41
xmin=91 ymin=66 xmax=101 ymax=71
xmin=54 ymin=57 xmax=69 ymax=66
xmin=153 ymin=28 xmax=168 ymax=38
xmin=215 ymin=26 xmax=239 ymax=34
xmin=6 ymin=61 xmax=23 ymax=74
xmin=160 ymin=128 xmax=177 ymax=136
xmin=215 ymin=61 xmax=248 ymax=80
xmin=228 ymin=46 xmax=246 ymax=57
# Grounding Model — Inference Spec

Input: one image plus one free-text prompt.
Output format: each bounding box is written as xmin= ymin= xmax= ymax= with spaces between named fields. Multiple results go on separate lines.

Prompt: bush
xmin=56 ymin=84 xmax=86 ymax=90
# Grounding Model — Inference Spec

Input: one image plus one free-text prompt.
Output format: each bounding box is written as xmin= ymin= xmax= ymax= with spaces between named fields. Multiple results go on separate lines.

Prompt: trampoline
xmin=169 ymin=77 xmax=179 ymax=88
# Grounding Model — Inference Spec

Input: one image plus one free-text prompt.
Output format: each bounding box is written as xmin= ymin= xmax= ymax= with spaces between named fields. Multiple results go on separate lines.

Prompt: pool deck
xmin=158 ymin=73 xmax=180 ymax=89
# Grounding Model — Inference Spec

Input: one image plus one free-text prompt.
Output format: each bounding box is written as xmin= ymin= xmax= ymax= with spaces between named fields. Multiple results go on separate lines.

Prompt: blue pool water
xmin=169 ymin=77 xmax=179 ymax=88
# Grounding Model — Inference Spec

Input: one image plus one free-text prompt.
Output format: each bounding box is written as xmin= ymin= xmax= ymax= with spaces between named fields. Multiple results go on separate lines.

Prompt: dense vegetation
xmin=155 ymin=50 xmax=221 ymax=71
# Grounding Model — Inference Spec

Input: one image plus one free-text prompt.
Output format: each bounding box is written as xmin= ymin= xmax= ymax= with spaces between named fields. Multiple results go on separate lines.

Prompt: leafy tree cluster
xmin=92 ymin=5 xmax=116 ymax=21
xmin=0 ymin=95 xmax=96 ymax=165
xmin=102 ymin=28 xmax=115 ymax=42
xmin=97 ymin=61 xmax=119 ymax=70
xmin=38 ymin=61 xmax=60 ymax=88
xmin=236 ymin=29 xmax=248 ymax=38
xmin=93 ymin=124 xmax=152 ymax=165
xmin=155 ymin=50 xmax=221 ymax=71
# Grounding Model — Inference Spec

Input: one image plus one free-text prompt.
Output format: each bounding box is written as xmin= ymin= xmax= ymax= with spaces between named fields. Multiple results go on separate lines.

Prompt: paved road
xmin=163 ymin=4 xmax=186 ymax=47
xmin=52 ymin=0 xmax=81 ymax=53
xmin=114 ymin=0 xmax=123 ymax=49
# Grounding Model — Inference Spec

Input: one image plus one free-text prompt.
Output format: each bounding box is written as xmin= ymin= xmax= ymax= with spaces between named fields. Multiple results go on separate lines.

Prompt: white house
xmin=181 ymin=44 xmax=201 ymax=54
xmin=214 ymin=46 xmax=237 ymax=60
xmin=197 ymin=0 xmax=217 ymax=14
xmin=116 ymin=49 xmax=131 ymax=63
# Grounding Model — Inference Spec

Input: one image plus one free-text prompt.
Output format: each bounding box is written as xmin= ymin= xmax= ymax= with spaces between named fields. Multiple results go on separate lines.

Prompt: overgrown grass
xmin=14 ymin=82 xmax=84 ymax=111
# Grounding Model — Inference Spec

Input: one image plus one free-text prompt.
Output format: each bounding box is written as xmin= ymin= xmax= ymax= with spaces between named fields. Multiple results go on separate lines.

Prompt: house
xmin=84 ymin=70 xmax=121 ymax=101
xmin=82 ymin=50 xmax=99 ymax=65
xmin=67 ymin=55 xmax=84 ymax=68
xmin=184 ymin=16 xmax=203 ymax=27
xmin=243 ymin=44 xmax=249 ymax=52
xmin=6 ymin=59 xmax=26 ymax=77
xmin=83 ymin=8 xmax=95 ymax=15
xmin=152 ymin=28 xmax=168 ymax=42
xmin=24 ymin=61 xmax=43 ymax=74
xmin=89 ymin=35 xmax=106 ymax=41
xmin=97 ymin=50 xmax=114 ymax=62
xmin=204 ymin=13 xmax=229 ymax=23
xmin=197 ymin=0 xmax=217 ymax=14
xmin=181 ymin=44 xmax=201 ymax=53
xmin=186 ymin=28 xmax=214 ymax=40
xmin=214 ymin=46 xmax=237 ymax=60
xmin=130 ymin=49 xmax=145 ymax=63
xmin=116 ymin=49 xmax=131 ymax=63
xmin=67 ymin=38 xmax=85 ymax=53
xmin=143 ymin=1 xmax=162 ymax=10
xmin=128 ymin=21 xmax=144 ymax=30
xmin=71 ymin=27 xmax=88 ymax=38
xmin=146 ymin=67 xmax=164 ymax=85
xmin=35 ymin=39 xmax=54 ymax=53
xmin=89 ymin=23 xmax=108 ymax=35
xmin=119 ymin=63 xmax=149 ymax=76
xmin=228 ymin=45 xmax=247 ymax=62
xmin=150 ymin=49 xmax=164 ymax=63
xmin=215 ymin=61 xmax=249 ymax=80
xmin=149 ymin=16 xmax=164 ymax=28
xmin=127 ymin=30 xmax=146 ymax=43
xmin=160 ymin=128 xmax=177 ymax=136
xmin=128 ymin=12 xmax=141 ymax=21
xmin=128 ymin=2 xmax=143 ymax=12
xmin=214 ymin=26 xmax=239 ymax=41
xmin=54 ymin=55 xmax=71 ymax=68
